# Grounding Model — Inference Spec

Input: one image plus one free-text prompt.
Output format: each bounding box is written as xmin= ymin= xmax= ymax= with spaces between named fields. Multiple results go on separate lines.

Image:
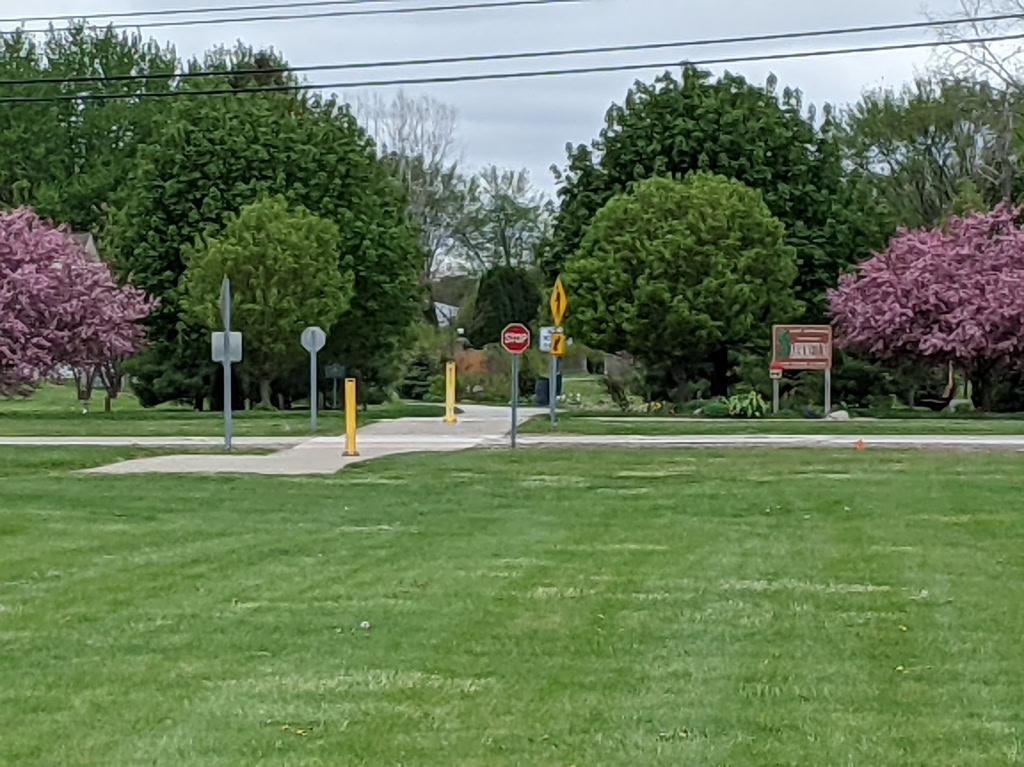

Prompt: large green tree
xmin=0 ymin=26 xmax=178 ymax=231
xmin=564 ymin=174 xmax=799 ymax=397
xmin=544 ymin=67 xmax=884 ymax=316
xmin=183 ymin=196 xmax=352 ymax=407
xmin=841 ymin=76 xmax=1014 ymax=229
xmin=107 ymin=90 xmax=423 ymax=407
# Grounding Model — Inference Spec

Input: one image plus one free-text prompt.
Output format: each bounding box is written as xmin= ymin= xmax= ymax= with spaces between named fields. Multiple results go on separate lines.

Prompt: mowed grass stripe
xmin=1 ymin=448 xmax=1023 ymax=764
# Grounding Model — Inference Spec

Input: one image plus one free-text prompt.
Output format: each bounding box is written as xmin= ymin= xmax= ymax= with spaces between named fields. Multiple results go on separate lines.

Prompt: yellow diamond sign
xmin=550 ymin=277 xmax=568 ymax=326
xmin=551 ymin=332 xmax=567 ymax=358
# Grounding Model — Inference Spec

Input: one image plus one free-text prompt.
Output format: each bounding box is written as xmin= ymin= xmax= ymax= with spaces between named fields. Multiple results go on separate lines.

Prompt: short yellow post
xmin=445 ymin=361 xmax=457 ymax=424
xmin=344 ymin=378 xmax=359 ymax=456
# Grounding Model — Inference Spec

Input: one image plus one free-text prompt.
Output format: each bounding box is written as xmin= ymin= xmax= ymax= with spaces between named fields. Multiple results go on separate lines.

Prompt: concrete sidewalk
xmin=84 ymin=405 xmax=542 ymax=476
xmin=510 ymin=433 xmax=1024 ymax=451
xmin=0 ymin=436 xmax=305 ymax=449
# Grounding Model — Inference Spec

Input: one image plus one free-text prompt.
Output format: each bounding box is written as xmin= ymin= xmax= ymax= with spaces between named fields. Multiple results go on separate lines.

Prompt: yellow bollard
xmin=445 ymin=361 xmax=457 ymax=424
xmin=344 ymin=378 xmax=359 ymax=456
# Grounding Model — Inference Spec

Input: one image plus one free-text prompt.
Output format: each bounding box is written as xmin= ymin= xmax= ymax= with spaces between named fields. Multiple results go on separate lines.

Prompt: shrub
xmin=427 ymin=374 xmax=446 ymax=401
xmin=727 ymin=391 xmax=768 ymax=418
xmin=398 ymin=352 xmax=440 ymax=400
xmin=702 ymin=400 xmax=730 ymax=418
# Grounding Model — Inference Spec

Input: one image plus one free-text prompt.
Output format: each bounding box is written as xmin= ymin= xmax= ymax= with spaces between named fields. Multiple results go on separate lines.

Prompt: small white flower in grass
xmin=360 ymin=620 xmax=371 ymax=630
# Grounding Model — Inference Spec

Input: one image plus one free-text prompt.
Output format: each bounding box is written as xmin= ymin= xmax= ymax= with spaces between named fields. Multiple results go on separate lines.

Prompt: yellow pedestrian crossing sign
xmin=551 ymin=332 xmax=567 ymax=358
xmin=550 ymin=277 xmax=568 ymax=326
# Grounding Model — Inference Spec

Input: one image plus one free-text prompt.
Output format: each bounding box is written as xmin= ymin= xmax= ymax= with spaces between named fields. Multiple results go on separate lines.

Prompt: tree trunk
xmin=104 ymin=394 xmax=112 ymax=413
xmin=259 ymin=378 xmax=273 ymax=408
xmin=710 ymin=348 xmax=730 ymax=398
xmin=193 ymin=394 xmax=204 ymax=412
xmin=972 ymin=365 xmax=996 ymax=412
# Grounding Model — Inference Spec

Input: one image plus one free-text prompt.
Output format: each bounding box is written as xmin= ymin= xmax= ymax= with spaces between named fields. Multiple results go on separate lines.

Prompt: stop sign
xmin=501 ymin=323 xmax=532 ymax=355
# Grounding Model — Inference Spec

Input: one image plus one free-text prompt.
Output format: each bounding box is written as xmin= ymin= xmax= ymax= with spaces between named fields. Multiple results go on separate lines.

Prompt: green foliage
xmin=107 ymin=90 xmax=423 ymax=406
xmin=398 ymin=325 xmax=448 ymax=400
xmin=701 ymin=400 xmax=731 ymax=418
xmin=431 ymin=274 xmax=477 ymax=309
xmin=841 ymin=77 xmax=1008 ymax=230
xmin=564 ymin=174 xmax=800 ymax=397
xmin=182 ymin=196 xmax=351 ymax=405
xmin=602 ymin=375 xmax=631 ymax=412
xmin=0 ymin=27 xmax=179 ymax=232
xmin=399 ymin=354 xmax=441 ymax=400
xmin=426 ymin=374 xmax=447 ymax=402
xmin=727 ymin=391 xmax=768 ymax=419
xmin=950 ymin=179 xmax=988 ymax=218
xmin=546 ymin=67 xmax=884 ymax=315
xmin=467 ymin=266 xmax=541 ymax=347
xmin=454 ymin=166 xmax=553 ymax=272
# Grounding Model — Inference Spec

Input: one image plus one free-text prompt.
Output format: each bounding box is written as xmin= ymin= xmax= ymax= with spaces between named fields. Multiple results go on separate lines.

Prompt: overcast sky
xmin=10 ymin=0 xmax=967 ymax=194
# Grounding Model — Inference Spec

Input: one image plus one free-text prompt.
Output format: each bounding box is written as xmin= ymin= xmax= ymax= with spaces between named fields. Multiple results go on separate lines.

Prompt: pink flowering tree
xmin=828 ymin=204 xmax=1024 ymax=410
xmin=0 ymin=208 xmax=157 ymax=408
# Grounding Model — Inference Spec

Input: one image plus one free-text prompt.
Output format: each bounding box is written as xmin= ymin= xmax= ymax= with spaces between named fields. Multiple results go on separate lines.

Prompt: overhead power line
xmin=1 ymin=12 xmax=1022 ymax=89
xmin=0 ymin=0 xmax=582 ymax=35
xmin=1 ymin=32 xmax=1022 ymax=104
xmin=1 ymin=0 xmax=419 ymax=25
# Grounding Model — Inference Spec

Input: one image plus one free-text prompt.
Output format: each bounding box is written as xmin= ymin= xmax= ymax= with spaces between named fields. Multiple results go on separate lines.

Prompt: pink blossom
xmin=829 ymin=204 xmax=1024 ymax=371
xmin=0 ymin=207 xmax=157 ymax=397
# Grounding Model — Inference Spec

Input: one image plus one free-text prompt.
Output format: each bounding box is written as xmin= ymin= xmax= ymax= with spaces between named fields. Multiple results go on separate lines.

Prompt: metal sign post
xmin=501 ymin=323 xmax=531 ymax=449
xmin=325 ymin=364 xmax=345 ymax=409
xmin=550 ymin=331 xmax=566 ymax=428
xmin=772 ymin=325 xmax=834 ymax=416
xmin=511 ymin=354 xmax=519 ymax=448
xmin=548 ymin=278 xmax=569 ymax=432
xmin=548 ymin=353 xmax=558 ymax=429
xmin=220 ymin=278 xmax=233 ymax=452
xmin=301 ymin=326 xmax=327 ymax=432
xmin=770 ymin=362 xmax=783 ymax=415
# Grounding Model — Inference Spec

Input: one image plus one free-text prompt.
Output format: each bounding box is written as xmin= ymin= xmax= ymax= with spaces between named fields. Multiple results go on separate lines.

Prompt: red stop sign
xmin=501 ymin=323 xmax=532 ymax=354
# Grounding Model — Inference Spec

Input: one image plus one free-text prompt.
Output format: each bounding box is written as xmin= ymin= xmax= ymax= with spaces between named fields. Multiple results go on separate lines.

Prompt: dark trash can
xmin=534 ymin=375 xmax=564 ymax=406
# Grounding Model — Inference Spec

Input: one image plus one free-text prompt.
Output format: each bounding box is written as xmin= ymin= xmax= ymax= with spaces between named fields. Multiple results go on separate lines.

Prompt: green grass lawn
xmin=526 ymin=413 xmax=1024 ymax=435
xmin=0 ymin=385 xmax=445 ymax=437
xmin=2 ymin=447 xmax=1023 ymax=764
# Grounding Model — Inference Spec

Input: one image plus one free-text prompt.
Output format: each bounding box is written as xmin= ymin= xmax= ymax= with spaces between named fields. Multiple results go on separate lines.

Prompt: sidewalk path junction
xmin=81 ymin=405 xmax=543 ymax=476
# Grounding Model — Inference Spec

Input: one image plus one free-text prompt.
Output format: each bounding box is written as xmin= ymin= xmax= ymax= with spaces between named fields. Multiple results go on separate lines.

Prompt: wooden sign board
xmin=772 ymin=325 xmax=833 ymax=371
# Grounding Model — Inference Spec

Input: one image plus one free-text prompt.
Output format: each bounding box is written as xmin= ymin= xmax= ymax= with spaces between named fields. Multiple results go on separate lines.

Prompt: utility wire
xmin=0 ymin=11 xmax=1021 ymax=89
xmin=1 ymin=0 xmax=420 ymax=25
xmin=0 ymin=0 xmax=582 ymax=35
xmin=2 ymin=32 xmax=1022 ymax=104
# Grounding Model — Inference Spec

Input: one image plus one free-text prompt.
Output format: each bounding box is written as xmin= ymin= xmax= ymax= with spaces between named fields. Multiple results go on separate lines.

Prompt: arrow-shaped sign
xmin=551 ymin=332 xmax=567 ymax=358
xmin=550 ymin=277 xmax=568 ymax=326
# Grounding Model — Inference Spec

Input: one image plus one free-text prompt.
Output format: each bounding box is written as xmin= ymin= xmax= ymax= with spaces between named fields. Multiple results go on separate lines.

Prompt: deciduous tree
xmin=455 ymin=166 xmax=552 ymax=273
xmin=0 ymin=208 xmax=155 ymax=400
xmin=183 ymin=196 xmax=351 ymax=407
xmin=107 ymin=89 xmax=423 ymax=407
xmin=841 ymin=76 xmax=1014 ymax=228
xmin=564 ymin=174 xmax=800 ymax=397
xmin=353 ymin=91 xmax=469 ymax=301
xmin=829 ymin=204 xmax=1024 ymax=410
xmin=0 ymin=26 xmax=178 ymax=232
xmin=545 ymin=67 xmax=884 ymax=316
